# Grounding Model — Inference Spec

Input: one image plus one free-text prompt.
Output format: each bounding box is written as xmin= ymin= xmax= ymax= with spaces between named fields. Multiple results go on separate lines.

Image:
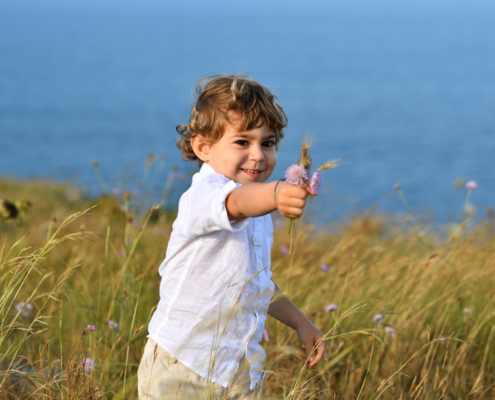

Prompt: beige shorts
xmin=137 ymin=338 xmax=262 ymax=400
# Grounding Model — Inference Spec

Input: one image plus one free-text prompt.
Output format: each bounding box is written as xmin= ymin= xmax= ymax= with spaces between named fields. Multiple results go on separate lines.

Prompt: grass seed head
xmin=315 ymin=159 xmax=342 ymax=172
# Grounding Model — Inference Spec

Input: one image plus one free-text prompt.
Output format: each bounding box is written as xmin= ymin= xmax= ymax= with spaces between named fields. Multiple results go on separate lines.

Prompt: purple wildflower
xmin=111 ymin=188 xmax=122 ymax=196
xmin=81 ymin=358 xmax=95 ymax=372
xmin=279 ymin=245 xmax=289 ymax=256
xmin=79 ymin=330 xmax=86 ymax=336
xmin=262 ymin=329 xmax=270 ymax=342
xmin=463 ymin=307 xmax=472 ymax=314
xmin=108 ymin=320 xmax=119 ymax=329
xmin=319 ymin=264 xmax=330 ymax=273
xmin=15 ymin=302 xmax=33 ymax=317
xmin=385 ymin=327 xmax=396 ymax=337
xmin=130 ymin=220 xmax=141 ymax=229
xmin=285 ymin=164 xmax=309 ymax=186
xmin=309 ymin=172 xmax=321 ymax=194
xmin=87 ymin=324 xmax=96 ymax=331
xmin=466 ymin=181 xmax=478 ymax=190
xmin=325 ymin=303 xmax=338 ymax=313
xmin=373 ymin=314 xmax=384 ymax=323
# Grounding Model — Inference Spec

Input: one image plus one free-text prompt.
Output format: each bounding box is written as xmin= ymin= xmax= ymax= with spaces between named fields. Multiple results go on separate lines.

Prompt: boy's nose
xmin=249 ymin=146 xmax=265 ymax=162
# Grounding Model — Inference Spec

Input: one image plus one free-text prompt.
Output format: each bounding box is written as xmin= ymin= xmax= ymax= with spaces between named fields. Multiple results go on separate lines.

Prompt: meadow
xmin=1 ymin=165 xmax=495 ymax=399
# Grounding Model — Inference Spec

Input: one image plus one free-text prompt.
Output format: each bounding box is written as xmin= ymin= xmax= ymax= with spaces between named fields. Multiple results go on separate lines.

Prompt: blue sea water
xmin=1 ymin=0 xmax=494 ymax=223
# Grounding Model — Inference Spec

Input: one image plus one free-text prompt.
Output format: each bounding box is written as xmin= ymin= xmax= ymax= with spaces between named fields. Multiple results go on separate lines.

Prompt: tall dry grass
xmin=1 ymin=175 xmax=494 ymax=399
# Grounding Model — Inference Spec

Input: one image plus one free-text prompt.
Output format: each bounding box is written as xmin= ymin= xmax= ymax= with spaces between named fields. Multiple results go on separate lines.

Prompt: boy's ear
xmin=191 ymin=134 xmax=210 ymax=163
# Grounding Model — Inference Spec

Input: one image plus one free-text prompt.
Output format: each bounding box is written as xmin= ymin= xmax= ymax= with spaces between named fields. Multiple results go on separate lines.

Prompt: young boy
xmin=138 ymin=74 xmax=326 ymax=399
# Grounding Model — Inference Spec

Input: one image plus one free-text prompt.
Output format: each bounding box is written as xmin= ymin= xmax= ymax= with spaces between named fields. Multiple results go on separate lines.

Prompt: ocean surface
xmin=1 ymin=0 xmax=494 ymax=223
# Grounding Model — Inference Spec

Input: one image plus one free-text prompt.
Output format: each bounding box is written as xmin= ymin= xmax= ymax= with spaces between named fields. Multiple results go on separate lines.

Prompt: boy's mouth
xmin=241 ymin=168 xmax=263 ymax=178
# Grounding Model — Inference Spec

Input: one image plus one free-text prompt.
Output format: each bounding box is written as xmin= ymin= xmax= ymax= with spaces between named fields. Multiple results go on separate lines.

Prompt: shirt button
xmin=254 ymin=237 xmax=257 ymax=244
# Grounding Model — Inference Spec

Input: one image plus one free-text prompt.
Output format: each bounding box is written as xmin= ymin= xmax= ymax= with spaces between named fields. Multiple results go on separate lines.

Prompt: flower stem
xmin=462 ymin=189 xmax=473 ymax=218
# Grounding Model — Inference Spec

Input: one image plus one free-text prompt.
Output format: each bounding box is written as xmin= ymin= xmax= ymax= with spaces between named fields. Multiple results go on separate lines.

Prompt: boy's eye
xmin=235 ymin=140 xmax=249 ymax=146
xmin=262 ymin=141 xmax=275 ymax=148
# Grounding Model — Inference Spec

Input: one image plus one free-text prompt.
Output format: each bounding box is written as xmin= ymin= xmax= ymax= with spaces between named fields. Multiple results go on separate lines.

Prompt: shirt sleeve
xmin=182 ymin=176 xmax=251 ymax=238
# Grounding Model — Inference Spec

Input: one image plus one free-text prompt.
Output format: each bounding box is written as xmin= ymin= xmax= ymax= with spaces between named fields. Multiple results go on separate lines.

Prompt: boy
xmin=138 ymin=74 xmax=326 ymax=399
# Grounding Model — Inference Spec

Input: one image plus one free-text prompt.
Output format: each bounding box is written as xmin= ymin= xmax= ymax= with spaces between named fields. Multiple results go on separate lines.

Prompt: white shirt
xmin=148 ymin=163 xmax=275 ymax=390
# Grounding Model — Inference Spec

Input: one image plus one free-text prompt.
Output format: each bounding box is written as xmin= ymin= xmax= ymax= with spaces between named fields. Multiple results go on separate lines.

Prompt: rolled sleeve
xmin=211 ymin=180 xmax=251 ymax=232
xmin=182 ymin=177 xmax=250 ymax=237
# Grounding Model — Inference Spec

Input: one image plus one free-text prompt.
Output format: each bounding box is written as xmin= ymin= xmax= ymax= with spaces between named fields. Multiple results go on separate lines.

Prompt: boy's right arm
xmin=225 ymin=181 xmax=314 ymax=220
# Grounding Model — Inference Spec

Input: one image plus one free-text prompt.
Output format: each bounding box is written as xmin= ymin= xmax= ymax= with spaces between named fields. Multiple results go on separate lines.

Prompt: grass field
xmin=1 ymin=174 xmax=495 ymax=399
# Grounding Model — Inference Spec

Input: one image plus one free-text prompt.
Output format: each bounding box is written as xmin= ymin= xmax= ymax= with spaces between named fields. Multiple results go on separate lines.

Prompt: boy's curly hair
xmin=176 ymin=74 xmax=288 ymax=165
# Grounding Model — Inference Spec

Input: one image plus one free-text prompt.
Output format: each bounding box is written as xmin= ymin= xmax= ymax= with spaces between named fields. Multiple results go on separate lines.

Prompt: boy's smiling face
xmin=192 ymin=119 xmax=277 ymax=184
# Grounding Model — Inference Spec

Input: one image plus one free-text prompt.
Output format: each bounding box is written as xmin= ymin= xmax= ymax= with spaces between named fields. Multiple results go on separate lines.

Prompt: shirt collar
xmin=196 ymin=163 xmax=241 ymax=186
xmin=199 ymin=163 xmax=216 ymax=174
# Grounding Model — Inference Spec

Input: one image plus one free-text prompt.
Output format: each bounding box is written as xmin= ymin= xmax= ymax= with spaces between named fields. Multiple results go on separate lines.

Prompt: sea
xmin=1 ymin=0 xmax=494 ymax=224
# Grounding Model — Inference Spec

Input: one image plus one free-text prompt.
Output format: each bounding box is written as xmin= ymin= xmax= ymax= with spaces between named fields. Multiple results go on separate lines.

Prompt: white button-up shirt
xmin=148 ymin=163 xmax=275 ymax=389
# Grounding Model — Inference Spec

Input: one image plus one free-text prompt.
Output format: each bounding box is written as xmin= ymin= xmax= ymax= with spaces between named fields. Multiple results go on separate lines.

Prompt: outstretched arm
xmin=226 ymin=181 xmax=315 ymax=220
xmin=267 ymin=283 xmax=326 ymax=366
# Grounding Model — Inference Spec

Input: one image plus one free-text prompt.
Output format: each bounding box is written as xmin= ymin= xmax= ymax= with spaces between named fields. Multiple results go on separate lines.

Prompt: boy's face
xmin=194 ymin=119 xmax=277 ymax=184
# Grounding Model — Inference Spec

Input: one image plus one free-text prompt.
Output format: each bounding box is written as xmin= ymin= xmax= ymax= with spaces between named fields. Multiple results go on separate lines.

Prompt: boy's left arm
xmin=267 ymin=283 xmax=326 ymax=366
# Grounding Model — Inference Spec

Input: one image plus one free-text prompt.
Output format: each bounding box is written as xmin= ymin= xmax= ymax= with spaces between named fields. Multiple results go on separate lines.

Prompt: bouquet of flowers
xmin=284 ymin=136 xmax=341 ymax=253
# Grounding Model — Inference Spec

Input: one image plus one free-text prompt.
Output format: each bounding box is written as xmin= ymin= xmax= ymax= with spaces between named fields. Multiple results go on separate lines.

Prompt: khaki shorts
xmin=137 ymin=338 xmax=262 ymax=400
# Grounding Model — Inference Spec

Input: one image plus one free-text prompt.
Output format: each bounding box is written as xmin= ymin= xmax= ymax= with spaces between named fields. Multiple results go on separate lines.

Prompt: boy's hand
xmin=297 ymin=323 xmax=326 ymax=367
xmin=275 ymin=181 xmax=316 ymax=219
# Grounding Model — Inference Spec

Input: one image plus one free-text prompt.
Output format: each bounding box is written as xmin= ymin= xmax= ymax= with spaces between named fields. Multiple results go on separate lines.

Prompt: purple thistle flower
xmin=466 ymin=181 xmax=478 ymax=190
xmin=285 ymin=164 xmax=309 ymax=186
xmin=373 ymin=314 xmax=384 ymax=323
xmin=385 ymin=326 xmax=396 ymax=337
xmin=325 ymin=303 xmax=338 ymax=313
xmin=319 ymin=264 xmax=330 ymax=273
xmin=130 ymin=220 xmax=141 ymax=229
xmin=279 ymin=245 xmax=289 ymax=256
xmin=309 ymin=172 xmax=321 ymax=194
xmin=262 ymin=329 xmax=270 ymax=342
xmin=15 ymin=302 xmax=33 ymax=317
xmin=87 ymin=324 xmax=96 ymax=331
xmin=108 ymin=320 xmax=119 ymax=329
xmin=81 ymin=357 xmax=95 ymax=372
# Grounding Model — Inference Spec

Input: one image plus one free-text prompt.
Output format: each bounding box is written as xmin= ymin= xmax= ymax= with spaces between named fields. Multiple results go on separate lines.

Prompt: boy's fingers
xmin=310 ymin=342 xmax=326 ymax=366
xmin=280 ymin=207 xmax=303 ymax=219
xmin=303 ymin=184 xmax=317 ymax=196
xmin=280 ymin=198 xmax=305 ymax=209
xmin=283 ymin=184 xmax=309 ymax=199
